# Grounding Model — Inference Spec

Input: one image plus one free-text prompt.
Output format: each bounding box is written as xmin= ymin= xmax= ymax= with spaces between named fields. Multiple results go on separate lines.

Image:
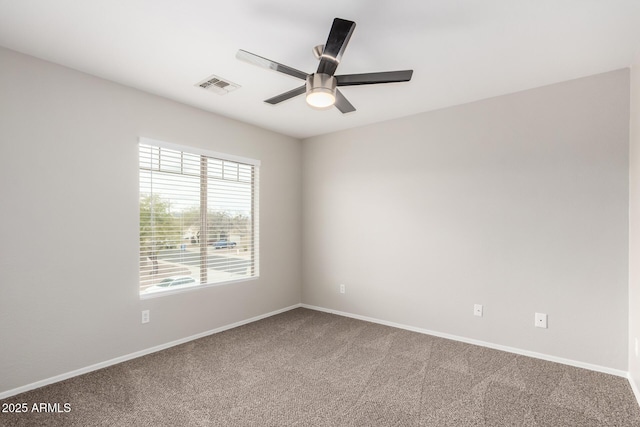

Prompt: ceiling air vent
xmin=195 ymin=74 xmax=240 ymax=95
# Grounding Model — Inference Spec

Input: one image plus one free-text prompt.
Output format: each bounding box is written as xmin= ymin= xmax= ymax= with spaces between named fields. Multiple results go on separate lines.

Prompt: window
xmin=139 ymin=138 xmax=259 ymax=296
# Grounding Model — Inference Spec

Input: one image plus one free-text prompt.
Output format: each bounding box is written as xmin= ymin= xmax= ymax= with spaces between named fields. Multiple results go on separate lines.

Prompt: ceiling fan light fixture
xmin=306 ymin=89 xmax=335 ymax=109
xmin=306 ymin=73 xmax=336 ymax=109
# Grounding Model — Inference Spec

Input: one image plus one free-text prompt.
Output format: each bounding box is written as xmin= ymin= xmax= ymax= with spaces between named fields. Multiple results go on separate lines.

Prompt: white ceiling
xmin=1 ymin=1 xmax=639 ymax=139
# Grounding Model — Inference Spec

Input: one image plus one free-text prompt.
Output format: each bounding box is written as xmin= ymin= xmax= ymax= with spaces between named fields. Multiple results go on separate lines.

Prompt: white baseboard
xmin=0 ymin=304 xmax=302 ymax=400
xmin=629 ymin=373 xmax=640 ymax=406
xmin=4 ymin=303 xmax=635 ymax=406
xmin=301 ymin=304 xmax=628 ymax=378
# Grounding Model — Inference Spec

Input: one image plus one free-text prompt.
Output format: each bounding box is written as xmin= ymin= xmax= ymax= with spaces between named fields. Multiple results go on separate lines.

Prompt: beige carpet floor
xmin=1 ymin=308 xmax=639 ymax=426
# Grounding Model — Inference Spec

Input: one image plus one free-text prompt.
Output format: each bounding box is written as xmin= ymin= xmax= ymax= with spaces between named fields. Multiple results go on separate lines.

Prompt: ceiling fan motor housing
xmin=306 ymin=73 xmax=337 ymax=109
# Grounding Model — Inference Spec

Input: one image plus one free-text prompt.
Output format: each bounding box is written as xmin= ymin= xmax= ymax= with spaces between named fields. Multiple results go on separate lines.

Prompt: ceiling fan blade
xmin=236 ymin=49 xmax=308 ymax=81
xmin=264 ymin=85 xmax=306 ymax=104
xmin=316 ymin=18 xmax=356 ymax=76
xmin=334 ymin=89 xmax=356 ymax=114
xmin=336 ymin=70 xmax=413 ymax=86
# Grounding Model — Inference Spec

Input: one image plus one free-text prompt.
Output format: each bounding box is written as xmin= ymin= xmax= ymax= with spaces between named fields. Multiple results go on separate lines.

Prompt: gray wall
xmin=630 ymin=57 xmax=640 ymax=393
xmin=0 ymin=47 xmax=302 ymax=394
xmin=302 ymin=69 xmax=630 ymax=370
xmin=0 ymin=43 xmax=632 ymax=395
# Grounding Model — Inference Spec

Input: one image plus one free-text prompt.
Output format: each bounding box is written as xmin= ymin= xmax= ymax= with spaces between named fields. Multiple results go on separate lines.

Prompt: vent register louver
xmin=195 ymin=74 xmax=240 ymax=95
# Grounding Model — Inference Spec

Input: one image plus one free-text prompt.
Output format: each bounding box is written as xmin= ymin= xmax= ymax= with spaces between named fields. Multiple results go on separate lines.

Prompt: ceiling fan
xmin=236 ymin=17 xmax=413 ymax=113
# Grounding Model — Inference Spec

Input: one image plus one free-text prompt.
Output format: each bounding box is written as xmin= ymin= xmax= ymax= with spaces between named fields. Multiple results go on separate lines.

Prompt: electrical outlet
xmin=142 ymin=310 xmax=150 ymax=324
xmin=535 ymin=312 xmax=547 ymax=329
xmin=339 ymin=284 xmax=345 ymax=294
xmin=474 ymin=304 xmax=483 ymax=317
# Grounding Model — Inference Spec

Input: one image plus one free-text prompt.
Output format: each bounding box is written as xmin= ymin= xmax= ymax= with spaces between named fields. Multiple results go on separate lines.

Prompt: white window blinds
xmin=139 ymin=138 xmax=259 ymax=296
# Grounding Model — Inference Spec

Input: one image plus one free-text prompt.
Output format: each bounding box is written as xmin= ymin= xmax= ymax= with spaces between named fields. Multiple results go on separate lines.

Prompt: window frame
xmin=138 ymin=137 xmax=260 ymax=299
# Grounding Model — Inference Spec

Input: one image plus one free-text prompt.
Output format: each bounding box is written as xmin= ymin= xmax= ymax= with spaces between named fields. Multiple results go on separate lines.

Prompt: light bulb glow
xmin=306 ymin=73 xmax=337 ymax=110
xmin=306 ymin=89 xmax=335 ymax=109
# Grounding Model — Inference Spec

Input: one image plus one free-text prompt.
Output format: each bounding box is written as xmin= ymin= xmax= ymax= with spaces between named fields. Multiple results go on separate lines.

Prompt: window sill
xmin=139 ymin=276 xmax=259 ymax=300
